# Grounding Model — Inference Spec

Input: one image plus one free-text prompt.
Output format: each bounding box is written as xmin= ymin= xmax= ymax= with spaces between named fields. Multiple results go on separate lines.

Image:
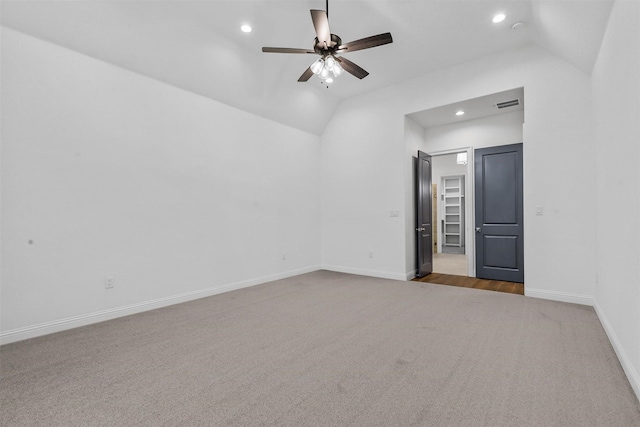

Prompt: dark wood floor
xmin=413 ymin=272 xmax=524 ymax=295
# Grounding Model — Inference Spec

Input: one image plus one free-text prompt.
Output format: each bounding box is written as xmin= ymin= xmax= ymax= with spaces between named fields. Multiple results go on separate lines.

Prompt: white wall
xmin=321 ymin=44 xmax=596 ymax=304
xmin=431 ymin=153 xmax=466 ymax=179
xmin=0 ymin=28 xmax=321 ymax=343
xmin=320 ymin=95 xmax=407 ymax=280
xmin=424 ymin=110 xmax=524 ymax=152
xmin=592 ymin=0 xmax=640 ymax=399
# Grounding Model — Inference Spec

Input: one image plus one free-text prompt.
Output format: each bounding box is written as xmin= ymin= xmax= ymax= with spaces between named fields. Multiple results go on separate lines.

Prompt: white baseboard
xmin=525 ymin=287 xmax=594 ymax=306
xmin=321 ymin=264 xmax=406 ymax=281
xmin=593 ymin=301 xmax=640 ymax=402
xmin=0 ymin=265 xmax=320 ymax=345
xmin=406 ymin=270 xmax=417 ymax=281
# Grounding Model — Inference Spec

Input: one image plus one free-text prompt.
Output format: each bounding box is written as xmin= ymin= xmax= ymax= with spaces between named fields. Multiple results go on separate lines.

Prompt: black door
xmin=474 ymin=143 xmax=524 ymax=282
xmin=416 ymin=151 xmax=433 ymax=277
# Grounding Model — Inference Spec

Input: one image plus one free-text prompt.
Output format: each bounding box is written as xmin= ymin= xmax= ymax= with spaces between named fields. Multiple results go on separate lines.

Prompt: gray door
xmin=416 ymin=151 xmax=433 ymax=277
xmin=474 ymin=143 xmax=524 ymax=282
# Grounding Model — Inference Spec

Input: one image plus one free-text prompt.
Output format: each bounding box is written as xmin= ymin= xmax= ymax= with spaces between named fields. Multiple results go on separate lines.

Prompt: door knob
xmin=476 ymin=227 xmax=481 ymax=233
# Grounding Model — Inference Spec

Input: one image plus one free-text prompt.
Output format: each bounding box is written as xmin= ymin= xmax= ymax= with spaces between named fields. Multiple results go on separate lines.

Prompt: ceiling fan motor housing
xmin=314 ymin=34 xmax=342 ymax=54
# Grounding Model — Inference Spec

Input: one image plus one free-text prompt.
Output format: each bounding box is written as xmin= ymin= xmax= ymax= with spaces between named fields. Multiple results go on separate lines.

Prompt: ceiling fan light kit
xmin=262 ymin=0 xmax=393 ymax=85
xmin=311 ymin=55 xmax=344 ymax=79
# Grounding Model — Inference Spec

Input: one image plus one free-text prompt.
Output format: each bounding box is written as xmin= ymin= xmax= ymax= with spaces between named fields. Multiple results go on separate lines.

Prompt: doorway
xmin=431 ymin=152 xmax=470 ymax=276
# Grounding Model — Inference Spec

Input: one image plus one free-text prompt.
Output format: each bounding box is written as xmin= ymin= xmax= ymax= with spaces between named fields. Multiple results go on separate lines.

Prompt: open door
xmin=474 ymin=143 xmax=524 ymax=282
xmin=416 ymin=151 xmax=433 ymax=277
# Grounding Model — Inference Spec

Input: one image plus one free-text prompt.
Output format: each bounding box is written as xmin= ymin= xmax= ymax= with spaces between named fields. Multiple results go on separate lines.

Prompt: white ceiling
xmin=0 ymin=0 xmax=614 ymax=135
xmin=408 ymin=87 xmax=524 ymax=129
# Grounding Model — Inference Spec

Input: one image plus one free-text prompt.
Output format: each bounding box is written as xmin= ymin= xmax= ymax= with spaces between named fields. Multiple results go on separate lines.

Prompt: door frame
xmin=426 ymin=147 xmax=475 ymax=278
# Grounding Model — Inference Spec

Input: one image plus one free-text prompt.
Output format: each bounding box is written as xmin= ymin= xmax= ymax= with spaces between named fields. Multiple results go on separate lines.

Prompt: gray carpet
xmin=1 ymin=271 xmax=639 ymax=426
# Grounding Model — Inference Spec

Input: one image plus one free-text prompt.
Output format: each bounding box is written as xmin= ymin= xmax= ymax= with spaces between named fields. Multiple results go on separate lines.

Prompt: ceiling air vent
xmin=496 ymin=99 xmax=520 ymax=109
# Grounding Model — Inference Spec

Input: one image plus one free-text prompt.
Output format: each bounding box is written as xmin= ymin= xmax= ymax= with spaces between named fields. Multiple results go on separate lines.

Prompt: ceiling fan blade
xmin=298 ymin=67 xmax=314 ymax=82
xmin=310 ymin=9 xmax=332 ymax=47
xmin=336 ymin=57 xmax=369 ymax=79
xmin=262 ymin=47 xmax=316 ymax=54
xmin=338 ymin=32 xmax=393 ymax=53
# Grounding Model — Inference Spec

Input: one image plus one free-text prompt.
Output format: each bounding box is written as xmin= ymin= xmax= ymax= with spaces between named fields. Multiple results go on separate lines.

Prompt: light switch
xmin=390 ymin=210 xmax=400 ymax=217
xmin=536 ymin=206 xmax=544 ymax=216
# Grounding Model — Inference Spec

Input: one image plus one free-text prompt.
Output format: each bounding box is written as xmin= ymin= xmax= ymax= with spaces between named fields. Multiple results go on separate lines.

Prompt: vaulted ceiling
xmin=1 ymin=1 xmax=614 ymax=135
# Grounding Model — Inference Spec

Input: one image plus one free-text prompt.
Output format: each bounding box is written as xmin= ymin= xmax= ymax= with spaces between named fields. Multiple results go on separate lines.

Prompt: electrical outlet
xmin=282 ymin=253 xmax=286 ymax=260
xmin=369 ymin=251 xmax=374 ymax=259
xmin=105 ymin=276 xmax=115 ymax=289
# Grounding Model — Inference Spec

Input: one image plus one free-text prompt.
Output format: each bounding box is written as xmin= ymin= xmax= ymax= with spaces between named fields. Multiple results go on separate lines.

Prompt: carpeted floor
xmin=2 ymin=271 xmax=639 ymax=426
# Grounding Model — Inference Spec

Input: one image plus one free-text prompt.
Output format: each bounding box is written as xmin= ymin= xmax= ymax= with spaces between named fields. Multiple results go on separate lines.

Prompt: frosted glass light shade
xmin=310 ymin=58 xmax=324 ymax=75
xmin=332 ymin=61 xmax=344 ymax=76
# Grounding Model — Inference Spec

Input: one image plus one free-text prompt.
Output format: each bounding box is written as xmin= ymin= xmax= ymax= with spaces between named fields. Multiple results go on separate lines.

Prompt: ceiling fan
xmin=262 ymin=0 xmax=393 ymax=83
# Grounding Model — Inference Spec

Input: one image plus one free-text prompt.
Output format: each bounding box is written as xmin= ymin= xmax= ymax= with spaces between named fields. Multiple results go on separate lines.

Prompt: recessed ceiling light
xmin=456 ymin=110 xmax=465 ymax=116
xmin=241 ymin=24 xmax=252 ymax=33
xmin=492 ymin=13 xmax=506 ymax=23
